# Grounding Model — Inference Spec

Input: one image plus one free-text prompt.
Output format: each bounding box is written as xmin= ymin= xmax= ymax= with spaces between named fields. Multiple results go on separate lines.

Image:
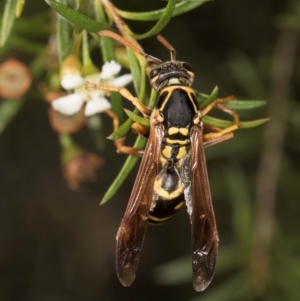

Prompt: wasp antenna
xmin=99 ymin=30 xmax=162 ymax=65
xmin=157 ymin=34 xmax=176 ymax=61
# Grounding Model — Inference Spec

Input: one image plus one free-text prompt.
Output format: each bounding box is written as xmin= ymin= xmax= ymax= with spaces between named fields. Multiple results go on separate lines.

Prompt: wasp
xmin=87 ymin=30 xmax=240 ymax=291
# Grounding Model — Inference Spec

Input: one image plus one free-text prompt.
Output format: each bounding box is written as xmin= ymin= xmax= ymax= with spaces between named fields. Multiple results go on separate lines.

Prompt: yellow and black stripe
xmin=149 ymin=86 xmax=199 ymax=224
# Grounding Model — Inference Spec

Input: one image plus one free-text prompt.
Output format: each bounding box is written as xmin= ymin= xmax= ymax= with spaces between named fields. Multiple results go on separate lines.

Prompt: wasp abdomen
xmin=148 ymin=193 xmax=184 ymax=225
xmin=154 ymin=164 xmax=184 ymax=200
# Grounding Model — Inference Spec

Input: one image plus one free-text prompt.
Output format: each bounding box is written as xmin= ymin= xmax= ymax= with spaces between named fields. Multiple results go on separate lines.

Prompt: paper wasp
xmin=87 ymin=30 xmax=240 ymax=291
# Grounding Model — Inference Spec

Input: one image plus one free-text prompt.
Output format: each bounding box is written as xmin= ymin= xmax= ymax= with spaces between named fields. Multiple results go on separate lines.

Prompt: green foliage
xmin=45 ymin=0 xmax=108 ymax=33
xmin=0 ymin=0 xmax=18 ymax=46
xmin=116 ymin=0 xmax=211 ymax=21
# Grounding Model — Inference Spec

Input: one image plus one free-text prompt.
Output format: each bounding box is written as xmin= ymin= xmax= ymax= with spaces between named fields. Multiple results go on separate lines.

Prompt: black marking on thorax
xmin=157 ymin=87 xmax=198 ymax=162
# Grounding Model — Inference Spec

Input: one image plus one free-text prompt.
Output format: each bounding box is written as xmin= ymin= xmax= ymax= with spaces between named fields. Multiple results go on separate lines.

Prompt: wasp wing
xmin=185 ymin=124 xmax=219 ymax=292
xmin=116 ymin=122 xmax=163 ymax=287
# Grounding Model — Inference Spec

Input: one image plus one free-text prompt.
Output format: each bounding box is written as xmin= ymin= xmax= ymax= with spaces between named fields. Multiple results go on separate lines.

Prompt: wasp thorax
xmin=149 ymin=61 xmax=195 ymax=91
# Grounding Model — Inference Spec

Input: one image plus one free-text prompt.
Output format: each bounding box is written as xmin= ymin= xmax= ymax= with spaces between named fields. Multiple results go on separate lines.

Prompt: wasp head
xmin=149 ymin=61 xmax=194 ymax=91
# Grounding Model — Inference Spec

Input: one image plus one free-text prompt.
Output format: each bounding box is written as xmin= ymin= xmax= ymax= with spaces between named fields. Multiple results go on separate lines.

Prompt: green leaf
xmin=148 ymin=88 xmax=158 ymax=109
xmin=0 ymin=0 xmax=18 ymax=47
xmin=127 ymin=48 xmax=144 ymax=97
xmin=56 ymin=0 xmax=72 ymax=62
xmin=44 ymin=0 xmax=108 ymax=33
xmin=108 ymin=117 xmax=134 ymax=140
xmin=198 ymin=86 xmax=219 ymax=109
xmin=74 ymin=0 xmax=90 ymax=33
xmin=100 ymin=135 xmax=147 ymax=205
xmin=126 ymin=47 xmax=147 ymax=103
xmin=196 ymin=88 xmax=266 ymax=111
xmin=95 ymin=1 xmax=114 ymax=62
xmin=131 ymin=0 xmax=178 ymax=39
xmin=224 ymin=100 xmax=266 ymax=110
xmin=100 ymin=35 xmax=115 ymax=62
xmin=203 ymin=116 xmax=269 ymax=129
xmin=94 ymin=0 xmax=108 ymax=25
xmin=195 ymin=91 xmax=211 ymax=103
xmin=116 ymin=0 xmax=211 ymax=21
xmin=239 ymin=118 xmax=270 ymax=128
xmin=124 ymin=109 xmax=150 ymax=127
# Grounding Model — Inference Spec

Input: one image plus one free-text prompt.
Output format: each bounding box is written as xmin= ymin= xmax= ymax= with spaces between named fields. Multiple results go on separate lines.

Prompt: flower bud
xmin=60 ymin=54 xmax=84 ymax=90
xmin=0 ymin=59 xmax=31 ymax=98
xmin=60 ymin=140 xmax=104 ymax=190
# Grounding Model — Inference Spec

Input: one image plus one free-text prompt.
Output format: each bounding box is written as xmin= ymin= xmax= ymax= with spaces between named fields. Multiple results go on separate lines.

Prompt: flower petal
xmin=111 ymin=74 xmax=133 ymax=88
xmin=100 ymin=61 xmax=121 ymax=79
xmin=52 ymin=93 xmax=84 ymax=115
xmin=61 ymin=74 xmax=85 ymax=90
xmin=85 ymin=96 xmax=112 ymax=116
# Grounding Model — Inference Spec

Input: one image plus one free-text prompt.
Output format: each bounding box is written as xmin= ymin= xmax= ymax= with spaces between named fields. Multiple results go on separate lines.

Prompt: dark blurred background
xmin=0 ymin=0 xmax=299 ymax=300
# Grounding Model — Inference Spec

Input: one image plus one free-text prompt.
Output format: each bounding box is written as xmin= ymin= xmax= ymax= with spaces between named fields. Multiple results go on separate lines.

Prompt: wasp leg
xmin=201 ymin=95 xmax=235 ymax=116
xmin=201 ymin=95 xmax=240 ymax=123
xmin=203 ymin=132 xmax=234 ymax=147
xmin=86 ymin=82 xmax=152 ymax=116
xmin=203 ymin=124 xmax=223 ymax=133
xmin=131 ymin=122 xmax=149 ymax=138
xmin=203 ymin=124 xmax=240 ymax=141
xmin=216 ymin=102 xmax=240 ymax=125
xmin=201 ymin=95 xmax=241 ymax=140
xmin=202 ymin=123 xmax=235 ymax=146
xmin=104 ymin=109 xmax=144 ymax=157
xmin=114 ymin=137 xmax=144 ymax=157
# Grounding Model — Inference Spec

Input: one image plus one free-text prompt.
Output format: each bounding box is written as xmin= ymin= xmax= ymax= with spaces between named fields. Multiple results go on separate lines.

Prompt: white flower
xmin=61 ymin=74 xmax=85 ymax=90
xmin=52 ymin=60 xmax=132 ymax=116
xmin=111 ymin=74 xmax=133 ymax=88
xmin=52 ymin=93 xmax=84 ymax=115
xmin=100 ymin=61 xmax=121 ymax=79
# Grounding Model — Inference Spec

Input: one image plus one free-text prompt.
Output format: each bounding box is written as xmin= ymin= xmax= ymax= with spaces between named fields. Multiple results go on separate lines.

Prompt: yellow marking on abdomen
xmin=162 ymin=145 xmax=172 ymax=159
xmin=174 ymin=201 xmax=184 ymax=210
xmin=176 ymin=146 xmax=187 ymax=159
xmin=148 ymin=215 xmax=172 ymax=223
xmin=168 ymin=127 xmax=189 ymax=136
xmin=165 ymin=138 xmax=189 ymax=145
xmin=154 ymin=179 xmax=184 ymax=200
xmin=168 ymin=127 xmax=179 ymax=135
xmin=179 ymin=128 xmax=189 ymax=136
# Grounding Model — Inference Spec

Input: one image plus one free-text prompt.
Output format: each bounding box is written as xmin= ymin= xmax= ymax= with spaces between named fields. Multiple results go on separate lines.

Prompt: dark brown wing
xmin=187 ymin=124 xmax=219 ymax=291
xmin=116 ymin=121 xmax=163 ymax=287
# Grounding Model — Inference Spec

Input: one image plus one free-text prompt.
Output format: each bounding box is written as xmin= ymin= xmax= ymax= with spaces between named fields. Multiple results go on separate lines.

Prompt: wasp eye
xmin=182 ymin=62 xmax=193 ymax=72
xmin=149 ymin=68 xmax=160 ymax=79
